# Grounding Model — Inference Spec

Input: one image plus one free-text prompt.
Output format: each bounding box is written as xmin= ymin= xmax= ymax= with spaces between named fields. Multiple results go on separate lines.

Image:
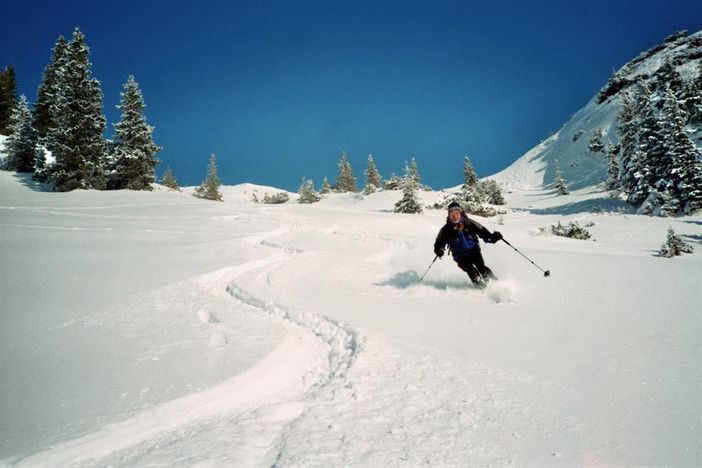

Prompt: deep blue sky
xmin=2 ymin=0 xmax=701 ymax=190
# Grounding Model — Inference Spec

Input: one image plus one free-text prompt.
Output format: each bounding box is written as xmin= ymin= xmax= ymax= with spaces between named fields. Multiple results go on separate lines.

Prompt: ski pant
xmin=454 ymin=250 xmax=496 ymax=286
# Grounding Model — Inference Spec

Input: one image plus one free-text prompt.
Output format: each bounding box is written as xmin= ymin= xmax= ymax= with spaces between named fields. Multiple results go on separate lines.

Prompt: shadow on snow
xmin=526 ymin=196 xmax=635 ymax=216
xmin=10 ymin=172 xmax=54 ymax=192
xmin=374 ymin=270 xmax=473 ymax=291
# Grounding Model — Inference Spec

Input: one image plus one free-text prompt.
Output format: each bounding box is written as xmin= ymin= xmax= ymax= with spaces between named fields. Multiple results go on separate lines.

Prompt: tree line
xmin=1 ymin=27 xmax=508 ymax=210
xmin=297 ymin=152 xmax=506 ymax=215
xmin=1 ymin=28 xmax=161 ymax=192
xmin=612 ymin=65 xmax=702 ymax=216
xmin=594 ymin=44 xmax=702 ymax=216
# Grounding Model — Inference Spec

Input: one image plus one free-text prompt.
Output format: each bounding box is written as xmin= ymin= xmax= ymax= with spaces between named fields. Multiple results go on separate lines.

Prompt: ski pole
xmin=419 ymin=255 xmax=439 ymax=281
xmin=501 ymin=239 xmax=551 ymax=277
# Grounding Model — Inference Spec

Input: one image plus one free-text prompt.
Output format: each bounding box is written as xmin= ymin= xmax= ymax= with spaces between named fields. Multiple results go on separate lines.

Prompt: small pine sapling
xmin=658 ymin=227 xmax=693 ymax=257
xmin=162 ymin=167 xmax=180 ymax=191
xmin=194 ymin=154 xmax=222 ymax=201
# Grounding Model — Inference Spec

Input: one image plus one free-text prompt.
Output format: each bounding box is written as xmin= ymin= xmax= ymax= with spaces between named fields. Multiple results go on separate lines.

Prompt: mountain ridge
xmin=493 ymin=29 xmax=702 ymax=195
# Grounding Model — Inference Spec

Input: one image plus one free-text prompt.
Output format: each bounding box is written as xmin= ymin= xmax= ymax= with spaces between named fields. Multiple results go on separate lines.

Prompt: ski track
xmin=2 ymin=248 xmax=320 ymax=467
xmin=3 ymin=224 xmax=366 ymax=467
xmin=4 ymin=219 xmax=580 ymax=466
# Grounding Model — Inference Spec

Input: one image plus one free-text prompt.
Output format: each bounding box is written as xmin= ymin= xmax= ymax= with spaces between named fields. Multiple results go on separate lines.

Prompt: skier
xmin=434 ymin=201 xmax=503 ymax=289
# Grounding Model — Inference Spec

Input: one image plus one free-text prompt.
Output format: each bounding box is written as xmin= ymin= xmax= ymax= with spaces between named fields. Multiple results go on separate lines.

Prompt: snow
xmin=491 ymin=31 xmax=702 ymax=195
xmin=1 ymin=169 xmax=700 ymax=467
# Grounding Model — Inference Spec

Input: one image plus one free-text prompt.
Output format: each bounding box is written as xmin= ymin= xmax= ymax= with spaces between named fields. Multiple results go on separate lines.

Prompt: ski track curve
xmin=92 ymin=226 xmax=364 ymax=467
xmin=229 ymin=219 xmax=582 ymax=466
xmin=3 ymin=219 xmax=583 ymax=466
xmin=3 ymin=224 xmax=366 ymax=467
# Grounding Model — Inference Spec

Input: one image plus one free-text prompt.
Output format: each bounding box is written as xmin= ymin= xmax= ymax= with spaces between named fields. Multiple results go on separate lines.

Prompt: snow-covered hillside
xmin=1 ymin=169 xmax=700 ymax=466
xmin=493 ymin=30 xmax=702 ymax=192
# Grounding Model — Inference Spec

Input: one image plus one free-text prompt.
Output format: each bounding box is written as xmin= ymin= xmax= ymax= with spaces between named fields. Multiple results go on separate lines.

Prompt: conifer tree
xmin=408 ymin=157 xmax=422 ymax=188
xmin=33 ymin=36 xmax=69 ymax=138
xmin=47 ymin=28 xmax=107 ymax=191
xmin=162 ymin=166 xmax=180 ymax=191
xmin=195 ymin=154 xmax=222 ymax=201
xmin=109 ymin=75 xmax=161 ymax=190
xmin=4 ymin=95 xmax=38 ymax=172
xmin=628 ymin=148 xmax=655 ymax=206
xmin=363 ymin=154 xmax=382 ymax=194
xmin=656 ymin=189 xmax=680 ymax=217
xmin=382 ymin=173 xmax=403 ymax=190
xmin=320 ymin=176 xmax=332 ymax=194
xmin=458 ymin=155 xmax=482 ymax=206
xmin=661 ymin=84 xmax=702 ymax=214
xmin=462 ymin=155 xmax=478 ymax=189
xmin=0 ymin=66 xmax=18 ymax=135
xmin=682 ymin=80 xmax=702 ymax=125
xmin=298 ymin=177 xmax=321 ymax=203
xmin=636 ymin=84 xmax=667 ymax=197
xmin=554 ymin=161 xmax=569 ymax=195
xmin=616 ymin=91 xmax=639 ymax=193
xmin=656 ymin=61 xmax=684 ymax=97
xmin=605 ymin=143 xmax=621 ymax=190
xmin=334 ymin=151 xmax=357 ymax=192
xmin=588 ymin=129 xmax=607 ymax=154
xmin=659 ymin=227 xmax=694 ymax=257
xmin=481 ymin=179 xmax=506 ymax=205
xmin=394 ymin=163 xmax=423 ymax=214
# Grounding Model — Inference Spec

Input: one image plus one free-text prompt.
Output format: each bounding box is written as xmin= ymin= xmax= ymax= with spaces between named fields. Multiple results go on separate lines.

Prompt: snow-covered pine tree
xmin=408 ymin=157 xmax=421 ymax=188
xmin=657 ymin=188 xmax=680 ymax=217
xmin=462 ymin=155 xmax=479 ymax=190
xmin=481 ymin=179 xmax=506 ymax=205
xmin=262 ymin=192 xmax=289 ymax=204
xmin=363 ymin=154 xmax=382 ymax=194
xmin=659 ymin=227 xmax=694 ymax=257
xmin=617 ymin=91 xmax=640 ymax=193
xmin=47 ymin=28 xmax=107 ymax=191
xmin=382 ymin=173 xmax=403 ymax=190
xmin=394 ymin=162 xmax=423 ymax=214
xmin=454 ymin=156 xmax=490 ymax=206
xmin=681 ymin=79 xmax=702 ymax=125
xmin=320 ymin=176 xmax=332 ymax=194
xmin=33 ymin=148 xmax=48 ymax=180
xmin=673 ymin=63 xmax=702 ymax=125
xmin=194 ymin=154 xmax=222 ymax=201
xmin=334 ymin=151 xmax=357 ymax=192
xmin=588 ymin=128 xmax=607 ymax=154
xmin=660 ymin=83 xmax=702 ymax=214
xmin=456 ymin=155 xmax=483 ymax=208
xmin=162 ymin=166 xmax=180 ymax=191
xmin=298 ymin=177 xmax=321 ymax=203
xmin=554 ymin=161 xmax=569 ymax=195
xmin=109 ymin=75 xmax=161 ymax=190
xmin=3 ymin=95 xmax=38 ymax=172
xmin=655 ymin=61 xmax=684 ymax=98
xmin=627 ymin=83 xmax=663 ymax=204
xmin=0 ymin=66 xmax=18 ymax=135
xmin=628 ymin=148 xmax=654 ymax=206
xmin=33 ymin=36 xmax=69 ymax=138
xmin=605 ymin=143 xmax=621 ymax=190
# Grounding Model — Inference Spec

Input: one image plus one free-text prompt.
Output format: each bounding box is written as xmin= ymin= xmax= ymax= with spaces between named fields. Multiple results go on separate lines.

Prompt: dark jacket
xmin=434 ymin=213 xmax=494 ymax=258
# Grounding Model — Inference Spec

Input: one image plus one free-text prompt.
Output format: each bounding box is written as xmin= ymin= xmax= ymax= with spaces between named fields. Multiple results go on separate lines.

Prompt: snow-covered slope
xmin=493 ymin=30 xmax=702 ymax=192
xmin=1 ymin=171 xmax=700 ymax=466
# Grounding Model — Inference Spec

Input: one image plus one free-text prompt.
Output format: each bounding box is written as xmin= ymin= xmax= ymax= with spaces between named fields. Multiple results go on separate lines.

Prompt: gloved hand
xmin=490 ymin=231 xmax=503 ymax=243
xmin=434 ymin=247 xmax=444 ymax=258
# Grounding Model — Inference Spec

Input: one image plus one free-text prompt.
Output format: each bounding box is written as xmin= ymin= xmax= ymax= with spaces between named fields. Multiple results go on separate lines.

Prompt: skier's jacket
xmin=434 ymin=213 xmax=494 ymax=259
